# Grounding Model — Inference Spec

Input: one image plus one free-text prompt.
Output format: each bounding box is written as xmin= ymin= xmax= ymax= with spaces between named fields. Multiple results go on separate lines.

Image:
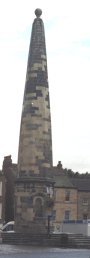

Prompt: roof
xmin=70 ymin=178 xmax=90 ymax=191
xmin=54 ymin=175 xmax=75 ymax=188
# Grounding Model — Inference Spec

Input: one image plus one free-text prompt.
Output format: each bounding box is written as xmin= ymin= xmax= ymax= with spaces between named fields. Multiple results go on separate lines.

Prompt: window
xmin=82 ymin=199 xmax=88 ymax=205
xmin=64 ymin=210 xmax=70 ymax=220
xmin=65 ymin=190 xmax=70 ymax=201
xmin=83 ymin=214 xmax=88 ymax=220
xmin=3 ymin=224 xmax=13 ymax=232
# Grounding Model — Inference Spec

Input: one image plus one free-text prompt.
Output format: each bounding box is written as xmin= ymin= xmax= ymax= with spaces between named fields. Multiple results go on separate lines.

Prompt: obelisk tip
xmin=35 ymin=8 xmax=42 ymax=18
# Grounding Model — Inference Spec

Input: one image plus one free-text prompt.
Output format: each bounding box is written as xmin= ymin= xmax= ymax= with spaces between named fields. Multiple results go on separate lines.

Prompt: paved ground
xmin=0 ymin=245 xmax=90 ymax=258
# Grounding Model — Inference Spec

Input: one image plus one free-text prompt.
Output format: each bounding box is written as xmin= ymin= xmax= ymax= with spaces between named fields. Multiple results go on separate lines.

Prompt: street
xmin=0 ymin=245 xmax=89 ymax=258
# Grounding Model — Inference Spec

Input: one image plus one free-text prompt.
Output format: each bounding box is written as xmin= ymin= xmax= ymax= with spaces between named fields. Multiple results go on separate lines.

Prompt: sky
xmin=0 ymin=0 xmax=90 ymax=173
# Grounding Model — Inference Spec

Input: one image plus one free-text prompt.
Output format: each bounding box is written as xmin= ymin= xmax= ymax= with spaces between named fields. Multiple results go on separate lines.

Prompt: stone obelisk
xmin=15 ymin=9 xmax=54 ymax=233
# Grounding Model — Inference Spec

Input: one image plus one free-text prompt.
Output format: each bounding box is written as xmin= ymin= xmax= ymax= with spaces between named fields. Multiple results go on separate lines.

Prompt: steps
xmin=2 ymin=232 xmax=90 ymax=248
xmin=68 ymin=233 xmax=90 ymax=248
xmin=1 ymin=232 xmax=68 ymax=247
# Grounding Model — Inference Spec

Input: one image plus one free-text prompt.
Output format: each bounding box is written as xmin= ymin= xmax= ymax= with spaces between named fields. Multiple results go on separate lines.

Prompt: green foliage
xmin=57 ymin=161 xmax=90 ymax=178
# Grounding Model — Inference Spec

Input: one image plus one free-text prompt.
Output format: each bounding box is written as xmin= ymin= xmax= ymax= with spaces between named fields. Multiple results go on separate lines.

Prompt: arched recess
xmin=34 ymin=197 xmax=43 ymax=218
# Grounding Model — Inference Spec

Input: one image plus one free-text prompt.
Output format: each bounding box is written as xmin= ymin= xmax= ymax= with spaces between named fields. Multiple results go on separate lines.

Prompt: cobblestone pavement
xmin=0 ymin=245 xmax=89 ymax=258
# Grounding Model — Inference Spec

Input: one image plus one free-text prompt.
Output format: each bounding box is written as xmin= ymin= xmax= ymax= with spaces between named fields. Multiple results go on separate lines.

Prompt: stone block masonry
xmin=18 ymin=9 xmax=52 ymax=175
xmin=15 ymin=8 xmax=54 ymax=233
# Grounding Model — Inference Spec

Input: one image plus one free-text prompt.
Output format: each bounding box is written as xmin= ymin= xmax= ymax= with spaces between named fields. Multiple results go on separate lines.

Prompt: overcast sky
xmin=0 ymin=0 xmax=90 ymax=172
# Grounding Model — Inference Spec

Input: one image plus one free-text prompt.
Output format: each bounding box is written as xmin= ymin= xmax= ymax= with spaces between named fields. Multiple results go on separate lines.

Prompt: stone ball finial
xmin=35 ymin=8 xmax=42 ymax=18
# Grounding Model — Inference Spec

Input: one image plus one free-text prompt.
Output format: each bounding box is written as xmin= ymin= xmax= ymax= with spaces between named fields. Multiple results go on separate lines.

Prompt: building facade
xmin=0 ymin=172 xmax=5 ymax=225
xmin=71 ymin=178 xmax=90 ymax=220
xmin=51 ymin=168 xmax=78 ymax=231
xmin=3 ymin=156 xmax=90 ymax=230
xmin=2 ymin=155 xmax=16 ymax=223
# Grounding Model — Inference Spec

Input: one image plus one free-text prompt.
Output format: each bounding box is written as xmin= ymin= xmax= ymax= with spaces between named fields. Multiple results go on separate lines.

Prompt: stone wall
xmin=52 ymin=187 xmax=77 ymax=229
xmin=77 ymin=191 xmax=90 ymax=219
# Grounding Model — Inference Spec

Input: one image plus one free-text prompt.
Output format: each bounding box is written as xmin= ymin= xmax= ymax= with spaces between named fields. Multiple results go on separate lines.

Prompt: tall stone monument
xmin=15 ymin=9 xmax=54 ymax=233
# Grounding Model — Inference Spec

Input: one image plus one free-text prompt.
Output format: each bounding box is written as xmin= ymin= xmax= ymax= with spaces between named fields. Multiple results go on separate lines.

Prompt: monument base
xmin=15 ymin=175 xmax=54 ymax=234
xmin=15 ymin=220 xmax=47 ymax=234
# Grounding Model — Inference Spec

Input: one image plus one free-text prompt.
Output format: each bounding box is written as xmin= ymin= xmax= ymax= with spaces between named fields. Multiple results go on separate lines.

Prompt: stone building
xmin=2 ymin=155 xmax=17 ymax=222
xmin=51 ymin=169 xmax=90 ymax=231
xmin=0 ymin=171 xmax=5 ymax=225
xmin=49 ymin=167 xmax=77 ymax=231
xmin=71 ymin=178 xmax=90 ymax=220
xmin=3 ymin=155 xmax=90 ymax=228
xmin=2 ymin=154 xmax=90 ymax=229
xmin=15 ymin=9 xmax=54 ymax=233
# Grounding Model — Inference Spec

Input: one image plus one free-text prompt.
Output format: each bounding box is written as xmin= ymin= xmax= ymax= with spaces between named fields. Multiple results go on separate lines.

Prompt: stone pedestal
xmin=15 ymin=173 xmax=54 ymax=233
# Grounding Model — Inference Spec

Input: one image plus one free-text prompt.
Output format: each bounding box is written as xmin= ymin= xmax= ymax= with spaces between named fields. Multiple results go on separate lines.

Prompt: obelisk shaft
xmin=18 ymin=9 xmax=52 ymax=175
xmin=15 ymin=9 xmax=54 ymax=234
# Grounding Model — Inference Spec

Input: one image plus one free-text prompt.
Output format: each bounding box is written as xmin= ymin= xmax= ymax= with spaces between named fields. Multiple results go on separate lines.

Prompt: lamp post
xmin=47 ymin=214 xmax=52 ymax=235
